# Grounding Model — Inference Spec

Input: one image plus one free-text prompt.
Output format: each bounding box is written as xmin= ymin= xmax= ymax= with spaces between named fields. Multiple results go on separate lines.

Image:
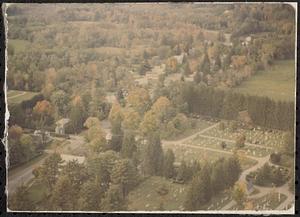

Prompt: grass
xmin=7 ymin=90 xmax=41 ymax=105
xmin=128 ymin=176 xmax=188 ymax=211
xmin=162 ymin=142 xmax=256 ymax=170
xmin=27 ymin=180 xmax=49 ymax=205
xmin=233 ymin=60 xmax=295 ymax=102
xmin=200 ymin=190 xmax=233 ymax=210
xmin=164 ymin=119 xmax=214 ymax=141
xmin=8 ymin=39 xmax=31 ymax=53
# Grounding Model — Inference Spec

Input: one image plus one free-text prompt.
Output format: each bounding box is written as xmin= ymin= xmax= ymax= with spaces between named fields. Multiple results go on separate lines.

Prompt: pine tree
xmin=121 ymin=132 xmax=137 ymax=159
xmin=163 ymin=149 xmax=175 ymax=179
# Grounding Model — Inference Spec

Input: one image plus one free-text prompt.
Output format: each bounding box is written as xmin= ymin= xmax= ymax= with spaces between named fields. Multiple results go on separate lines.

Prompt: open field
xmin=7 ymin=90 xmax=41 ymax=105
xmin=128 ymin=176 xmax=188 ymax=211
xmin=233 ymin=60 xmax=295 ymax=102
xmin=8 ymin=39 xmax=31 ymax=53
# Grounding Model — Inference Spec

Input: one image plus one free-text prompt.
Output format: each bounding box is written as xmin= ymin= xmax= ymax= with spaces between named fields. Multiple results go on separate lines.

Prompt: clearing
xmin=7 ymin=90 xmax=41 ymax=105
xmin=233 ymin=60 xmax=295 ymax=102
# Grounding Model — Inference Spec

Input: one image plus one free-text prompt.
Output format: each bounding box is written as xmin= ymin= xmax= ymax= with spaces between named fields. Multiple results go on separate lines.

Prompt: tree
xmin=33 ymin=100 xmax=54 ymax=129
xmin=211 ymin=158 xmax=226 ymax=194
xmin=78 ymin=177 xmax=105 ymax=211
xmin=232 ymin=182 xmax=247 ymax=209
xmin=33 ymin=153 xmax=63 ymax=190
xmin=50 ymin=175 xmax=78 ymax=210
xmin=100 ymin=184 xmax=127 ymax=211
xmin=50 ymin=90 xmax=69 ymax=119
xmin=84 ymin=116 xmax=101 ymax=129
xmin=176 ymin=160 xmax=189 ymax=182
xmin=126 ymin=87 xmax=151 ymax=115
xmin=19 ymin=134 xmax=36 ymax=161
xmin=282 ymin=131 xmax=294 ymax=156
xmin=184 ymin=162 xmax=213 ymax=210
xmin=122 ymin=108 xmax=141 ymax=131
xmin=111 ymin=159 xmax=138 ymax=197
xmin=151 ymin=96 xmax=175 ymax=124
xmin=163 ymin=149 xmax=175 ymax=179
xmin=141 ymin=132 xmax=164 ymax=176
xmin=69 ymin=96 xmax=87 ymax=133
xmin=9 ymin=185 xmax=34 ymax=211
xmin=235 ymin=134 xmax=246 ymax=148
xmin=139 ymin=110 xmax=159 ymax=137
xmin=121 ymin=132 xmax=137 ymax=159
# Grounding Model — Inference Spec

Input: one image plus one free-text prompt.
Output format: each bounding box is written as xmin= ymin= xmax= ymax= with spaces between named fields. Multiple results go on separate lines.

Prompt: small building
xmin=238 ymin=110 xmax=253 ymax=127
xmin=105 ymin=132 xmax=112 ymax=142
xmin=55 ymin=118 xmax=70 ymax=135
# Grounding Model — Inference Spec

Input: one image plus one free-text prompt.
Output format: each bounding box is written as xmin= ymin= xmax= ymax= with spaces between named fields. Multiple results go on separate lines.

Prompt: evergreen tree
xmin=163 ymin=149 xmax=175 ymax=179
xmin=111 ymin=159 xmax=138 ymax=197
xmin=121 ymin=132 xmax=137 ymax=159
xmin=100 ymin=184 xmax=127 ymax=211
xmin=50 ymin=175 xmax=78 ymax=210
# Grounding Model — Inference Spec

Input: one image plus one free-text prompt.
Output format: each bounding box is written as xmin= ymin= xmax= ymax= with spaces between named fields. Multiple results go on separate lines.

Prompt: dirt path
xmin=7 ymin=91 xmax=26 ymax=99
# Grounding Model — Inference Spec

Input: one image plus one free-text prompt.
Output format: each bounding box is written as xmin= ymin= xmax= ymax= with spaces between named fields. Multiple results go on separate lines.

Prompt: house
xmin=238 ymin=110 xmax=253 ymax=127
xmin=55 ymin=118 xmax=70 ymax=135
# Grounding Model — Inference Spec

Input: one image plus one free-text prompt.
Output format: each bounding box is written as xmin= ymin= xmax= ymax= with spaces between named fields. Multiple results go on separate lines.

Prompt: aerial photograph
xmin=5 ymin=3 xmax=296 ymax=213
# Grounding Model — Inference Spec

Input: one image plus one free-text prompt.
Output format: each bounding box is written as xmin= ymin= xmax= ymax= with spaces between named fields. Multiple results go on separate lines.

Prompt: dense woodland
xmin=7 ymin=3 xmax=295 ymax=211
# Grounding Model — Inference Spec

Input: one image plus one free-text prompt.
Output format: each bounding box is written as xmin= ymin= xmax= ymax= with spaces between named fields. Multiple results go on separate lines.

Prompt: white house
xmin=55 ymin=118 xmax=70 ymax=135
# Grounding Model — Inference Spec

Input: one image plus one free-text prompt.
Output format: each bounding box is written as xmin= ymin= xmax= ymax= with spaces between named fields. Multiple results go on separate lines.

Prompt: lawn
xmin=27 ymin=181 xmax=49 ymax=203
xmin=164 ymin=118 xmax=214 ymax=141
xmin=162 ymin=142 xmax=256 ymax=170
xmin=202 ymin=123 xmax=285 ymax=149
xmin=8 ymin=39 xmax=31 ymax=53
xmin=7 ymin=90 xmax=41 ymax=105
xmin=127 ymin=176 xmax=188 ymax=211
xmin=233 ymin=60 xmax=295 ymax=102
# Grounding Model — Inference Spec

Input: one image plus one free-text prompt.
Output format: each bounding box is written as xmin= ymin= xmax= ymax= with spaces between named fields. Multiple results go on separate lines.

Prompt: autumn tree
xmin=33 ymin=100 xmax=54 ymax=129
xmin=126 ymin=87 xmax=151 ymax=115
xmin=232 ymin=182 xmax=247 ymax=209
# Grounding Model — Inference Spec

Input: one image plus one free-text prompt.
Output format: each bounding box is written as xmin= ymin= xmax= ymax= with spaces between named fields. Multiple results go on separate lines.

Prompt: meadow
xmin=233 ymin=60 xmax=295 ymax=102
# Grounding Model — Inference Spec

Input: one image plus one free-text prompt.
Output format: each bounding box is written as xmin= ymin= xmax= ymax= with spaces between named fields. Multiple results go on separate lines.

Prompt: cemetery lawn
xmin=127 ymin=176 xmax=188 ymax=211
xmin=165 ymin=119 xmax=214 ymax=141
xmin=233 ymin=60 xmax=295 ymax=102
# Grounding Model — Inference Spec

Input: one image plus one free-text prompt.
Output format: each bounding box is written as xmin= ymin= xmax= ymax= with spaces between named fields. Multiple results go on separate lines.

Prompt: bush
xmin=270 ymin=153 xmax=281 ymax=164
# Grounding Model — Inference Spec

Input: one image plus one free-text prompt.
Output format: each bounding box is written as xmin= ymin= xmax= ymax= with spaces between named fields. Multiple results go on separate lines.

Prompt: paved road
xmin=8 ymin=134 xmax=86 ymax=195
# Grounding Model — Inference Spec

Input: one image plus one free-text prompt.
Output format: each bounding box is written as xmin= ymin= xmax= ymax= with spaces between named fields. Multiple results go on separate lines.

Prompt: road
xmin=7 ymin=91 xmax=26 ymax=99
xmin=8 ymin=134 xmax=86 ymax=195
xmin=162 ymin=122 xmax=294 ymax=211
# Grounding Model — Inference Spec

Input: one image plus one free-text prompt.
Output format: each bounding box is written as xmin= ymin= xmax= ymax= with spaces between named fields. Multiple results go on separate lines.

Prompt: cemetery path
xmin=163 ymin=123 xmax=293 ymax=211
xmin=162 ymin=122 xmax=220 ymax=145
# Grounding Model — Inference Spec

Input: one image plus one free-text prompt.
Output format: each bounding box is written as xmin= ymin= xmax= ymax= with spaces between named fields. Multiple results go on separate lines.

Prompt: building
xmin=55 ymin=118 xmax=70 ymax=135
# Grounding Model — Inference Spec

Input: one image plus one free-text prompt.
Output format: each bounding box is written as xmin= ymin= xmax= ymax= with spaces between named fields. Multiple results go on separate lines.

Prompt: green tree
xmin=163 ymin=149 xmax=175 ymax=179
xmin=33 ymin=153 xmax=63 ymax=190
xmin=121 ymin=132 xmax=137 ymax=159
xmin=232 ymin=182 xmax=247 ymax=209
xmin=100 ymin=184 xmax=127 ymax=211
xmin=50 ymin=175 xmax=78 ymax=210
xmin=111 ymin=159 xmax=138 ymax=197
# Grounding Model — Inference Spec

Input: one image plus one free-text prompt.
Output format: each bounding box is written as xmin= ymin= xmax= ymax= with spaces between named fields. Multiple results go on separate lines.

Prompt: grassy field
xmin=8 ymin=39 xmax=31 ymax=53
xmin=128 ymin=176 xmax=188 ymax=211
xmin=7 ymin=90 xmax=40 ymax=105
xmin=233 ymin=60 xmax=295 ymax=102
